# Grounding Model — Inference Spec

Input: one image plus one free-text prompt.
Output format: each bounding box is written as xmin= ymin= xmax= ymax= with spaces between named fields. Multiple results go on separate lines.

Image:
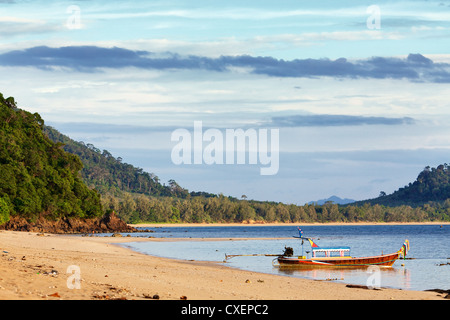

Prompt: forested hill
xmin=44 ymin=126 xmax=177 ymax=198
xmin=0 ymin=93 xmax=103 ymax=224
xmin=1 ymin=92 xmax=449 ymax=225
xmin=358 ymin=164 xmax=450 ymax=207
xmin=43 ymin=126 xmax=217 ymax=200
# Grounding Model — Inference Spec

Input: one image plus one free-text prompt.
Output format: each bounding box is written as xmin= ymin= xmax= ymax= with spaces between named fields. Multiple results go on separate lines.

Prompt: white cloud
xmin=0 ymin=16 xmax=62 ymax=37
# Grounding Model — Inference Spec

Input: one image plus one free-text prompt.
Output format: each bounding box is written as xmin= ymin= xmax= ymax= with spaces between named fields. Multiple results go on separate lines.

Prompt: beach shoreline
xmin=0 ymin=230 xmax=446 ymax=300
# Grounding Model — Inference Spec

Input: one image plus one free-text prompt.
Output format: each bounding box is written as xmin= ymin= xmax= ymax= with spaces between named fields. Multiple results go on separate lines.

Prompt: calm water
xmin=115 ymin=225 xmax=450 ymax=291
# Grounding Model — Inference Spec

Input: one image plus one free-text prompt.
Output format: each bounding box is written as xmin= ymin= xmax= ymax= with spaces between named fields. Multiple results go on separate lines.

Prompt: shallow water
xmin=117 ymin=224 xmax=450 ymax=291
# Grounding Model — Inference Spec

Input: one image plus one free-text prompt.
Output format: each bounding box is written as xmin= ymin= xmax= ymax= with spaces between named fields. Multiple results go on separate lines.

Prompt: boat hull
xmin=277 ymin=252 xmax=400 ymax=267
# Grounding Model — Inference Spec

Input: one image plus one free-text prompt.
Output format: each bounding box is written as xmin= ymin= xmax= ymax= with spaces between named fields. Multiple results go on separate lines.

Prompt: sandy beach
xmin=0 ymin=229 xmax=447 ymax=301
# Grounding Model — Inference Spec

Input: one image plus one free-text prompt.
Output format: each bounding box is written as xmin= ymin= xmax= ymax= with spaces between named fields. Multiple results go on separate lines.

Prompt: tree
xmin=275 ymin=203 xmax=290 ymax=222
xmin=0 ymin=94 xmax=103 ymax=222
xmin=170 ymin=206 xmax=181 ymax=223
xmin=236 ymin=201 xmax=255 ymax=222
xmin=328 ymin=204 xmax=341 ymax=221
xmin=0 ymin=197 xmax=11 ymax=225
xmin=306 ymin=205 xmax=317 ymax=221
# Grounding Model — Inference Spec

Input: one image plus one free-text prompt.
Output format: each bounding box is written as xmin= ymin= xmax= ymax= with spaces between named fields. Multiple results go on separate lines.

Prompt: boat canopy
xmin=297 ymin=228 xmax=352 ymax=257
xmin=312 ymin=246 xmax=350 ymax=257
xmin=312 ymin=246 xmax=350 ymax=253
xmin=307 ymin=237 xmax=351 ymax=257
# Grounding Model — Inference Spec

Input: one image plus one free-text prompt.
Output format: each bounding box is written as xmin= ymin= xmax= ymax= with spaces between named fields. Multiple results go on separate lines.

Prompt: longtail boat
xmin=276 ymin=228 xmax=409 ymax=268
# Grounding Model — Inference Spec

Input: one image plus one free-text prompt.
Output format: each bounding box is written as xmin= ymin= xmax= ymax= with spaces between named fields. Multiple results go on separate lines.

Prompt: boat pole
xmin=224 ymin=253 xmax=281 ymax=261
xmin=301 ymin=239 xmax=304 ymax=258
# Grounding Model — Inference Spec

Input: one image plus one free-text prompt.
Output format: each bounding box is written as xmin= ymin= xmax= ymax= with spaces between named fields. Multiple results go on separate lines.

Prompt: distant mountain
xmin=308 ymin=195 xmax=355 ymax=205
xmin=358 ymin=164 xmax=450 ymax=207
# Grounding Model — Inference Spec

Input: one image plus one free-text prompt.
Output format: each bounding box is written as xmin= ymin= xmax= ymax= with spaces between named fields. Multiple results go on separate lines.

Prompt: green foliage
xmin=0 ymin=197 xmax=11 ymax=224
xmin=360 ymin=164 xmax=450 ymax=207
xmin=99 ymin=191 xmax=450 ymax=224
xmin=0 ymin=93 xmax=103 ymax=222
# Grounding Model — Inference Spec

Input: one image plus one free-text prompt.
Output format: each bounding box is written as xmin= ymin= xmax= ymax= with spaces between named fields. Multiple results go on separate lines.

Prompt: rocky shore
xmin=0 ymin=211 xmax=137 ymax=234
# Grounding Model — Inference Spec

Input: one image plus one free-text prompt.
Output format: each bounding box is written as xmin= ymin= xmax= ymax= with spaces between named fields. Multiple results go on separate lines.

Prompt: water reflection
xmin=275 ymin=265 xmax=411 ymax=290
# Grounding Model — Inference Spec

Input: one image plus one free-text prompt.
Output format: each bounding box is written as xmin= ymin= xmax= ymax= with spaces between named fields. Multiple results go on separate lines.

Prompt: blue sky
xmin=1 ymin=0 xmax=450 ymax=204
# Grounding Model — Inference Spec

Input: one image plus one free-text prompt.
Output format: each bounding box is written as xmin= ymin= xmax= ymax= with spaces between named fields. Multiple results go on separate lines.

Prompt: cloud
xmin=0 ymin=17 xmax=61 ymax=37
xmin=0 ymin=46 xmax=151 ymax=71
xmin=47 ymin=122 xmax=179 ymax=135
xmin=267 ymin=114 xmax=415 ymax=127
xmin=0 ymin=45 xmax=449 ymax=82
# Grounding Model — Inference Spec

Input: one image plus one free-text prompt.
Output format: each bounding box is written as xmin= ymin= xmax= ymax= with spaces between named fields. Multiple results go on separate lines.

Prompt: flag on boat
xmin=403 ymin=239 xmax=410 ymax=254
xmin=398 ymin=239 xmax=410 ymax=259
xmin=308 ymin=238 xmax=319 ymax=248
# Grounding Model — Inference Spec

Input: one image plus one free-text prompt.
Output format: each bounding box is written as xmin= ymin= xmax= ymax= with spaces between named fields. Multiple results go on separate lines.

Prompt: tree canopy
xmin=358 ymin=164 xmax=450 ymax=207
xmin=0 ymin=93 xmax=103 ymax=222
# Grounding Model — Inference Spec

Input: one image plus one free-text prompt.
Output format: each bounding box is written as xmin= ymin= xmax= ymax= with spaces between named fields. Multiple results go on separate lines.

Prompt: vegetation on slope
xmin=360 ymin=164 xmax=450 ymax=207
xmin=0 ymin=93 xmax=103 ymax=224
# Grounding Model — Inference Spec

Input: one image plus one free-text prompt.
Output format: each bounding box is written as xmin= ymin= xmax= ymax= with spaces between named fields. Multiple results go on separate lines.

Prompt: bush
xmin=0 ymin=197 xmax=11 ymax=225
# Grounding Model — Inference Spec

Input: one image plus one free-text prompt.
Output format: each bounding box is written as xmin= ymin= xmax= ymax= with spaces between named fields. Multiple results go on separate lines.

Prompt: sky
xmin=0 ymin=0 xmax=450 ymax=204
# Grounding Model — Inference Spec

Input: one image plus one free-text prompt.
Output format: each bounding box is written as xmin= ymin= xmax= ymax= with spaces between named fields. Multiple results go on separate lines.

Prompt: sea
xmin=108 ymin=224 xmax=449 ymax=292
